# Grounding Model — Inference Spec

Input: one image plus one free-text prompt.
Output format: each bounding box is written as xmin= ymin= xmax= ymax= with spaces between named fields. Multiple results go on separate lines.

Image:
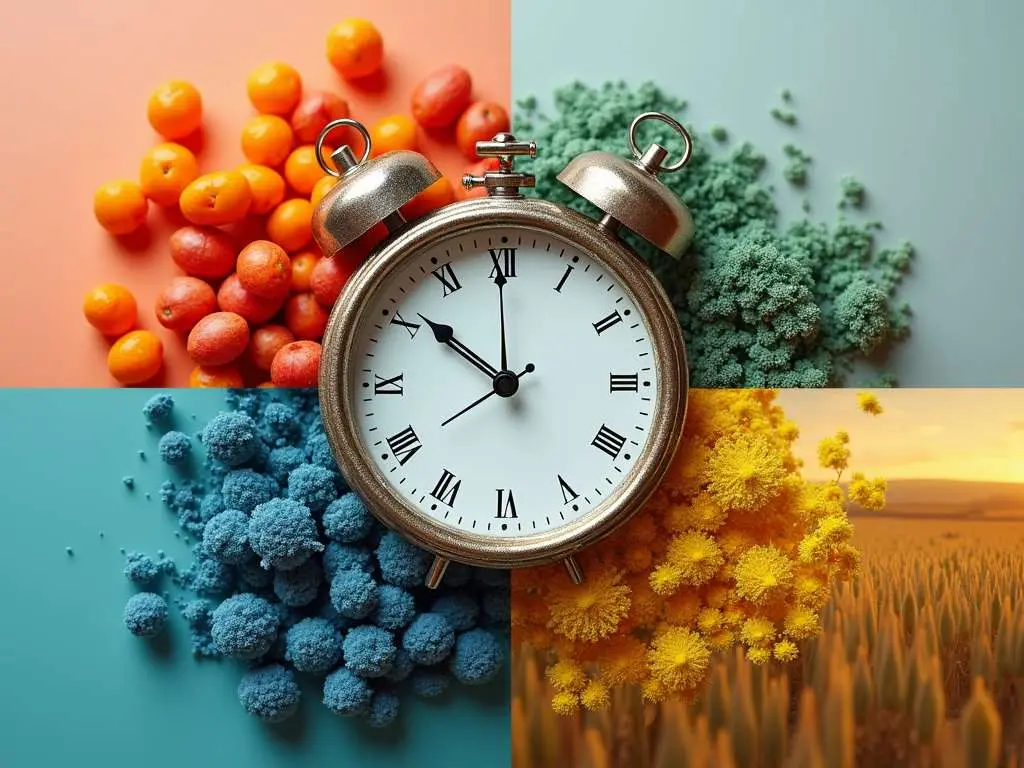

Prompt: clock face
xmin=348 ymin=225 xmax=659 ymax=538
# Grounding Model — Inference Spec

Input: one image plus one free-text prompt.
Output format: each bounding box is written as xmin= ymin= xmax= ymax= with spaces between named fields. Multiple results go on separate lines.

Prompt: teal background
xmin=511 ymin=0 xmax=1024 ymax=387
xmin=0 ymin=389 xmax=510 ymax=768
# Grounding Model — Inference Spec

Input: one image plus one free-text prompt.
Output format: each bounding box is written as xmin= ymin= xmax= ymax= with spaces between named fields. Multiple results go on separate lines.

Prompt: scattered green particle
xmin=709 ymin=125 xmax=728 ymax=142
xmin=770 ymin=107 xmax=797 ymax=126
xmin=839 ymin=175 xmax=866 ymax=209
xmin=65 ymin=547 xmax=73 ymax=556
xmin=782 ymin=144 xmax=812 ymax=186
xmin=99 ymin=531 xmax=105 ymax=538
xmin=781 ymin=88 xmax=793 ymax=103
xmin=802 ymin=199 xmax=812 ymax=214
xmin=119 ymin=547 xmax=126 ymax=554
xmin=138 ymin=450 xmax=146 ymax=461
xmin=122 ymin=476 xmax=135 ymax=489
xmin=157 ymin=550 xmax=166 ymax=559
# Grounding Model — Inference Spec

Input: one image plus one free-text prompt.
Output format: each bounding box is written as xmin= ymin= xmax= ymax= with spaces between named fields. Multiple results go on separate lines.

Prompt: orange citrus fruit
xmin=401 ymin=176 xmax=455 ymax=220
xmin=370 ymin=114 xmax=417 ymax=156
xmin=246 ymin=61 xmax=303 ymax=115
xmin=326 ymin=19 xmax=384 ymax=79
xmin=310 ymin=174 xmax=337 ymax=208
xmin=139 ymin=142 xmax=199 ymax=206
xmin=83 ymin=283 xmax=137 ymax=336
xmin=108 ymin=329 xmax=164 ymax=385
xmin=266 ymin=198 xmax=313 ymax=253
xmin=241 ymin=115 xmax=295 ymax=168
xmin=93 ymin=180 xmax=149 ymax=235
xmin=147 ymin=80 xmax=202 ymax=140
xmin=179 ymin=170 xmax=253 ymax=226
xmin=189 ymin=364 xmax=244 ymax=388
xmin=237 ymin=164 xmax=286 ymax=215
xmin=290 ymin=252 xmax=319 ymax=292
xmin=284 ymin=146 xmax=329 ymax=196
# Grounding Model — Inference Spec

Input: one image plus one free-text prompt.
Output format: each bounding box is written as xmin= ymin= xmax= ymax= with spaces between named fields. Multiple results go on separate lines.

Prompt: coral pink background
xmin=0 ymin=0 xmax=510 ymax=386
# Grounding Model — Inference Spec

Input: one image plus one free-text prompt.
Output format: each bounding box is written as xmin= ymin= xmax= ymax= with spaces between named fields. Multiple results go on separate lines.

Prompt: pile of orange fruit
xmin=85 ymin=17 xmax=509 ymax=387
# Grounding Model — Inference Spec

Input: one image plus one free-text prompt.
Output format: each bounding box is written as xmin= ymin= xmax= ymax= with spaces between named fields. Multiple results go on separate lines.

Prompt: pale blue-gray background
xmin=0 ymin=390 xmax=509 ymax=768
xmin=511 ymin=0 xmax=1024 ymax=386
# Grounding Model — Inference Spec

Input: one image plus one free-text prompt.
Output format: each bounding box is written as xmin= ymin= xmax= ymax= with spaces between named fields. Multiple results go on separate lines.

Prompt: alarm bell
xmin=311 ymin=119 xmax=442 ymax=257
xmin=557 ymin=111 xmax=695 ymax=259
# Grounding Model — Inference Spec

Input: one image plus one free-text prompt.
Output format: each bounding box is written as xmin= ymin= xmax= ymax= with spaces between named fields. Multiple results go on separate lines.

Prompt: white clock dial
xmin=349 ymin=226 xmax=658 ymax=538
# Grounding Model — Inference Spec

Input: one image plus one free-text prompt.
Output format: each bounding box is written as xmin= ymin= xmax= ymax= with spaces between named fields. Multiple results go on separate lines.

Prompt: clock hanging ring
xmin=314 ymin=114 xmax=694 ymax=588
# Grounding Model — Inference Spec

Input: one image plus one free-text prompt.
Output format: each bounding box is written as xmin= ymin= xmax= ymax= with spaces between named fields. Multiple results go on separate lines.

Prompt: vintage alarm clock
xmin=312 ymin=112 xmax=694 ymax=588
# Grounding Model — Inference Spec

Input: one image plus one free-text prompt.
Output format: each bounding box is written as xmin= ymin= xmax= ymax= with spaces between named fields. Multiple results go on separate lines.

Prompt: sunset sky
xmin=775 ymin=389 xmax=1024 ymax=483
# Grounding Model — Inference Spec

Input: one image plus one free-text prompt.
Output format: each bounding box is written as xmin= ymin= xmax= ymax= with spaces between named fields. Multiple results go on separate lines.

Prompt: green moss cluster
xmin=514 ymin=81 xmax=914 ymax=387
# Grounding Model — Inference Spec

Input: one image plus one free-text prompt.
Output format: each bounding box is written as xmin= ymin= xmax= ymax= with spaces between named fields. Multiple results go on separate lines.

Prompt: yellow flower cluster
xmin=512 ymin=390 xmax=882 ymax=715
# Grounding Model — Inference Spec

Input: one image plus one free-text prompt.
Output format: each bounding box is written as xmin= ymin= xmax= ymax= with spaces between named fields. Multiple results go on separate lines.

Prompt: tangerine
xmin=179 ymin=170 xmax=253 ymax=226
xmin=326 ymin=19 xmax=384 ymax=80
xmin=266 ymin=198 xmax=313 ymax=253
xmin=370 ymin=114 xmax=417 ymax=157
xmin=237 ymin=164 xmax=286 ymax=215
xmin=147 ymin=80 xmax=202 ymax=140
xmin=93 ymin=180 xmax=148 ymax=235
xmin=108 ymin=330 xmax=163 ymax=385
xmin=83 ymin=283 xmax=137 ymax=336
xmin=189 ymin=365 xmax=244 ymax=388
xmin=139 ymin=143 xmax=198 ymax=207
xmin=246 ymin=62 xmax=303 ymax=116
xmin=290 ymin=252 xmax=319 ymax=292
xmin=284 ymin=145 xmax=328 ymax=196
xmin=241 ymin=115 xmax=295 ymax=168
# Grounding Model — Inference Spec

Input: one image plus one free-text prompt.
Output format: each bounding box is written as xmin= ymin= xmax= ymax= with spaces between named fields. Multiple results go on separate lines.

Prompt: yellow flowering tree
xmin=512 ymin=390 xmax=885 ymax=715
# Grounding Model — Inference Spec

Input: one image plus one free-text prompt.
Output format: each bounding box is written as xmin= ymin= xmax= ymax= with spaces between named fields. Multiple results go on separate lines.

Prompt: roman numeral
xmin=609 ymin=373 xmax=639 ymax=392
xmin=554 ymin=265 xmax=573 ymax=293
xmin=386 ymin=426 xmax=421 ymax=466
xmin=495 ymin=489 xmax=517 ymax=518
xmin=591 ymin=424 xmax=626 ymax=459
xmin=557 ymin=475 xmax=578 ymax=505
xmin=488 ymin=248 xmax=517 ymax=278
xmin=390 ymin=311 xmax=421 ymax=338
xmin=593 ymin=311 xmax=623 ymax=335
xmin=430 ymin=469 xmax=461 ymax=506
xmin=373 ymin=373 xmax=404 ymax=395
xmin=432 ymin=262 xmax=462 ymax=296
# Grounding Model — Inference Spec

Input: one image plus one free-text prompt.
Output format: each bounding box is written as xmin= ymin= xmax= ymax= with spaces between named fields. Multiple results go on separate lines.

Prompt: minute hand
xmin=417 ymin=314 xmax=500 ymax=379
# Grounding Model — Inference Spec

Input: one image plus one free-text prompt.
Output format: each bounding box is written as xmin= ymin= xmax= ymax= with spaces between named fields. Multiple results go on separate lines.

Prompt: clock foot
xmin=563 ymin=555 xmax=584 ymax=585
xmin=425 ymin=555 xmax=450 ymax=589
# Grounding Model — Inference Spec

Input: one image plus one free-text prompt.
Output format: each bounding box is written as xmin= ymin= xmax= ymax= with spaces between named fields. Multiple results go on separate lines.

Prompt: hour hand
xmin=417 ymin=313 xmax=499 ymax=379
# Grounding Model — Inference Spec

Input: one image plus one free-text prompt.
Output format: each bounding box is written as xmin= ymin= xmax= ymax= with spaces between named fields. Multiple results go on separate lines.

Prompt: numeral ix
xmin=374 ymin=373 xmax=404 ymax=395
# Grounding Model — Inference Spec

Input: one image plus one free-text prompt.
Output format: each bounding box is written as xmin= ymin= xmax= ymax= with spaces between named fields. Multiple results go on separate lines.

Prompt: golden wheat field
xmin=512 ymin=518 xmax=1024 ymax=768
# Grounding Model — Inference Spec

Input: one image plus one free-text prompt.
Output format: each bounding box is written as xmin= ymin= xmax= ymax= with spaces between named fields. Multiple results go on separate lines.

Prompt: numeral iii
xmin=609 ymin=373 xmax=639 ymax=392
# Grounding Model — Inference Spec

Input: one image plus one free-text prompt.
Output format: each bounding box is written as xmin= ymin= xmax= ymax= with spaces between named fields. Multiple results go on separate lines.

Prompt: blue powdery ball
xmin=450 ymin=629 xmax=504 ymax=685
xmin=124 ymin=552 xmax=160 ymax=585
xmin=323 ymin=542 xmax=373 ymax=578
xmin=199 ymin=492 xmax=225 ymax=523
xmin=366 ymin=690 xmax=400 ymax=728
xmin=124 ymin=592 xmax=169 ymax=638
xmin=287 ymin=464 xmax=338 ymax=512
xmin=323 ymin=493 xmax=373 ymax=543
xmin=158 ymin=431 xmax=192 ymax=465
xmin=185 ymin=556 xmax=235 ymax=598
xmin=376 ymin=531 xmax=431 ymax=588
xmin=410 ymin=672 xmax=451 ymax=699
xmin=372 ymin=585 xmax=416 ymax=631
xmin=202 ymin=412 xmax=259 ymax=467
xmin=267 ymin=446 xmax=305 ymax=484
xmin=402 ymin=612 xmax=455 ymax=665
xmin=211 ymin=593 xmax=280 ymax=660
xmin=203 ymin=511 xmax=251 ymax=565
xmin=273 ymin=559 xmax=322 ymax=607
xmin=330 ymin=567 xmax=379 ymax=620
xmin=284 ymin=618 xmax=343 ymax=675
xmin=384 ymin=648 xmax=415 ymax=683
xmin=431 ymin=593 xmax=480 ymax=632
xmin=248 ymin=498 xmax=323 ymax=571
xmin=323 ymin=667 xmax=373 ymax=717
xmin=222 ymin=470 xmax=279 ymax=514
xmin=237 ymin=664 xmax=301 ymax=723
xmin=305 ymin=431 xmax=336 ymax=471
xmin=262 ymin=402 xmax=302 ymax=446
xmin=142 ymin=393 xmax=174 ymax=423
xmin=343 ymin=625 xmax=396 ymax=678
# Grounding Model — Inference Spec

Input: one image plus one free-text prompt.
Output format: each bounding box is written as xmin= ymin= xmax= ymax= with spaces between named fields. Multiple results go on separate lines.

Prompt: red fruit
xmin=411 ymin=65 xmax=472 ymax=129
xmin=284 ymin=292 xmax=329 ymax=340
xmin=249 ymin=324 xmax=295 ymax=371
xmin=237 ymin=240 xmax=292 ymax=300
xmin=291 ymin=90 xmax=350 ymax=144
xmin=271 ymin=340 xmax=322 ymax=387
xmin=154 ymin=276 xmax=216 ymax=333
xmin=187 ymin=311 xmax=250 ymax=366
xmin=310 ymin=251 xmax=361 ymax=307
xmin=455 ymin=101 xmax=510 ymax=160
xmin=217 ymin=273 xmax=285 ymax=324
xmin=169 ymin=225 xmax=237 ymax=279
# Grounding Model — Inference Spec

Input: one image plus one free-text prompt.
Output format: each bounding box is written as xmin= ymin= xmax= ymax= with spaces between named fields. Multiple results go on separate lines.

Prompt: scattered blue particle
xmin=202 ymin=510 xmax=252 ymax=565
xmin=376 ymin=531 xmax=431 ymax=588
xmin=284 ymin=618 xmax=343 ymax=675
xmin=138 ymin=450 xmax=146 ymax=461
xmin=202 ymin=411 xmax=259 ymax=467
xmin=410 ymin=672 xmax=451 ymax=698
xmin=449 ymin=629 xmax=504 ymax=685
xmin=366 ymin=690 xmax=400 ymax=728
xmin=119 ymin=547 xmax=126 ymax=555
xmin=211 ymin=593 xmax=280 ymax=660
xmin=222 ymin=469 xmax=279 ymax=514
xmin=402 ymin=613 xmax=455 ymax=665
xmin=124 ymin=592 xmax=169 ymax=638
xmin=323 ymin=667 xmax=373 ymax=717
xmin=249 ymin=498 xmax=323 ymax=571
xmin=323 ymin=493 xmax=373 ymax=543
xmin=158 ymin=431 xmax=193 ymax=466
xmin=124 ymin=551 xmax=160 ymax=584
xmin=287 ymin=464 xmax=338 ymax=512
xmin=144 ymin=492 xmax=151 ymax=500
xmin=122 ymin=476 xmax=135 ymax=489
xmin=142 ymin=394 xmax=174 ymax=423
xmin=431 ymin=593 xmax=480 ymax=632
xmin=99 ymin=531 xmax=105 ymax=538
xmin=65 ymin=546 xmax=73 ymax=556
xmin=237 ymin=664 xmax=301 ymax=723
xmin=372 ymin=585 xmax=416 ymax=631
xmin=343 ymin=625 xmax=396 ymax=678
xmin=330 ymin=567 xmax=379 ymax=620
xmin=181 ymin=599 xmax=218 ymax=657
xmin=273 ymin=559 xmax=322 ymax=607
